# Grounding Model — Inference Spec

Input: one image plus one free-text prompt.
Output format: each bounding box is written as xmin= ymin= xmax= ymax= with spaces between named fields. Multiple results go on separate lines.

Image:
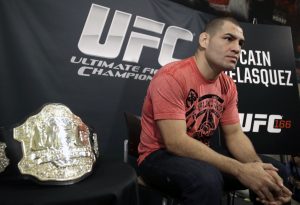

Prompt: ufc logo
xmin=239 ymin=113 xmax=282 ymax=133
xmin=78 ymin=4 xmax=193 ymax=66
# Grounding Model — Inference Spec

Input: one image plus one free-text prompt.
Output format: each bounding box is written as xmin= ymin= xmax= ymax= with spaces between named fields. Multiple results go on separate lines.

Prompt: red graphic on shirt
xmin=185 ymin=89 xmax=224 ymax=145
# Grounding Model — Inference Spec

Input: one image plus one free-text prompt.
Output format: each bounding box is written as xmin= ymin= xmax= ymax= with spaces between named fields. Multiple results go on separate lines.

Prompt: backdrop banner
xmin=0 ymin=0 xmax=299 ymax=159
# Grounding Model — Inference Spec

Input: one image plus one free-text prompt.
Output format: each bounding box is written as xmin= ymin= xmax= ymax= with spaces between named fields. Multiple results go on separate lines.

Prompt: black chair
xmin=123 ymin=112 xmax=247 ymax=205
xmin=123 ymin=112 xmax=179 ymax=205
xmin=211 ymin=128 xmax=249 ymax=205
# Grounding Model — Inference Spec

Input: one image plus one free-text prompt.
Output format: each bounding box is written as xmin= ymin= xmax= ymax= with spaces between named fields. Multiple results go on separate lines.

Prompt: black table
xmin=0 ymin=160 xmax=138 ymax=205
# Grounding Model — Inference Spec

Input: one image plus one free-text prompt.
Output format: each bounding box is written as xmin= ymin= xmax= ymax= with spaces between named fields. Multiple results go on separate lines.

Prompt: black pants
xmin=138 ymin=149 xmax=290 ymax=205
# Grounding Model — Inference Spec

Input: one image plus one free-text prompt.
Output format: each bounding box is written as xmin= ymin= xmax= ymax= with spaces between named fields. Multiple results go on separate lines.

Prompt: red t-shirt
xmin=138 ymin=57 xmax=240 ymax=164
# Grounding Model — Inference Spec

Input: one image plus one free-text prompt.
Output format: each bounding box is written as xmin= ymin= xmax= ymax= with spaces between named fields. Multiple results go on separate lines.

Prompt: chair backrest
xmin=124 ymin=112 xmax=141 ymax=158
xmin=124 ymin=112 xmax=179 ymax=204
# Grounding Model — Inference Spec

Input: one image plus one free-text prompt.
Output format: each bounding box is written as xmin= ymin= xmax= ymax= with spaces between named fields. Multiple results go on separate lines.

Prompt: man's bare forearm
xmin=225 ymin=132 xmax=262 ymax=163
xmin=164 ymin=132 xmax=244 ymax=177
xmin=221 ymin=124 xmax=261 ymax=163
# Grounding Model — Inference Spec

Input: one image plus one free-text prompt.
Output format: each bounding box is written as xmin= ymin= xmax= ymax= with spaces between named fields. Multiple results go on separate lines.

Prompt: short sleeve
xmin=150 ymin=74 xmax=186 ymax=120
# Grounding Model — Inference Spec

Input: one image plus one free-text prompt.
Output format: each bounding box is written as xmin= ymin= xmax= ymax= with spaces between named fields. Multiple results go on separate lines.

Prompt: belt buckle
xmin=13 ymin=103 xmax=98 ymax=185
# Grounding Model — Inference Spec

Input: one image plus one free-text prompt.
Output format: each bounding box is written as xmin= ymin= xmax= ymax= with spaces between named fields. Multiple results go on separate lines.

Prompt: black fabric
xmin=0 ymin=160 xmax=138 ymax=205
xmin=124 ymin=112 xmax=141 ymax=158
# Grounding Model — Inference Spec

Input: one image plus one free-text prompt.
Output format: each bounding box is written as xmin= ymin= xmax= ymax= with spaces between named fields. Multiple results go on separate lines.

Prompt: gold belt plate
xmin=13 ymin=103 xmax=97 ymax=184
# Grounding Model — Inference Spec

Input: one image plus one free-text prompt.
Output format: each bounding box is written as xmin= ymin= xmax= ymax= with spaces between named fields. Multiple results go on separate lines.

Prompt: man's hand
xmin=236 ymin=162 xmax=287 ymax=203
xmin=256 ymin=188 xmax=292 ymax=205
xmin=255 ymin=167 xmax=292 ymax=205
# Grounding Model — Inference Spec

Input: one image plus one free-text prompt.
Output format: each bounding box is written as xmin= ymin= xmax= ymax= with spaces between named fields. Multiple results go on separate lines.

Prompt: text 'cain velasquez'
xmin=225 ymin=50 xmax=293 ymax=87
xmin=70 ymin=56 xmax=158 ymax=81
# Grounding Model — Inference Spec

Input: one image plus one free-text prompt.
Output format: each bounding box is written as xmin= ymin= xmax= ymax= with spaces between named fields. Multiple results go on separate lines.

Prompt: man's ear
xmin=199 ymin=32 xmax=209 ymax=48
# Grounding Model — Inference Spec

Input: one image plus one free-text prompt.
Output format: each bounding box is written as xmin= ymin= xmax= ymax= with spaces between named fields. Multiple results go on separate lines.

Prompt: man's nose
xmin=232 ymin=42 xmax=241 ymax=54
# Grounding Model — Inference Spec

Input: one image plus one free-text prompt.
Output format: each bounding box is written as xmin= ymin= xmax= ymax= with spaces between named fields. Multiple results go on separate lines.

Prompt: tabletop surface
xmin=0 ymin=160 xmax=138 ymax=205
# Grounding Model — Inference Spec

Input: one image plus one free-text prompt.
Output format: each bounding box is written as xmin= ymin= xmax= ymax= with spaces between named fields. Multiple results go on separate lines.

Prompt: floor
xmin=139 ymin=188 xmax=300 ymax=205
xmin=231 ymin=197 xmax=300 ymax=205
xmin=227 ymin=190 xmax=300 ymax=205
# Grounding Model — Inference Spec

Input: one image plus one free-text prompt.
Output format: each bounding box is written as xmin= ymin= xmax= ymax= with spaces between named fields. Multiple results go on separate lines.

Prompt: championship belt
xmin=0 ymin=142 xmax=9 ymax=173
xmin=13 ymin=103 xmax=99 ymax=185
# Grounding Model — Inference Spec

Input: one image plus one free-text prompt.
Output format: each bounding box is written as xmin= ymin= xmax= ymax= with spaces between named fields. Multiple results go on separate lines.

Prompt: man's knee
xmin=179 ymin=165 xmax=224 ymax=205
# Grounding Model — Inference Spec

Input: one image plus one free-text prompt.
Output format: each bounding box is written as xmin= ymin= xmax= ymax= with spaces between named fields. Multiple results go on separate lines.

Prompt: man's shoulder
xmin=157 ymin=57 xmax=194 ymax=76
xmin=220 ymin=72 xmax=236 ymax=84
xmin=218 ymin=72 xmax=237 ymax=94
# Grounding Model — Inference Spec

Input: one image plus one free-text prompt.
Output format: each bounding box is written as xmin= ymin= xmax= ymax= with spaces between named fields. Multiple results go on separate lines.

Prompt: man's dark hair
xmin=204 ymin=17 xmax=241 ymax=36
